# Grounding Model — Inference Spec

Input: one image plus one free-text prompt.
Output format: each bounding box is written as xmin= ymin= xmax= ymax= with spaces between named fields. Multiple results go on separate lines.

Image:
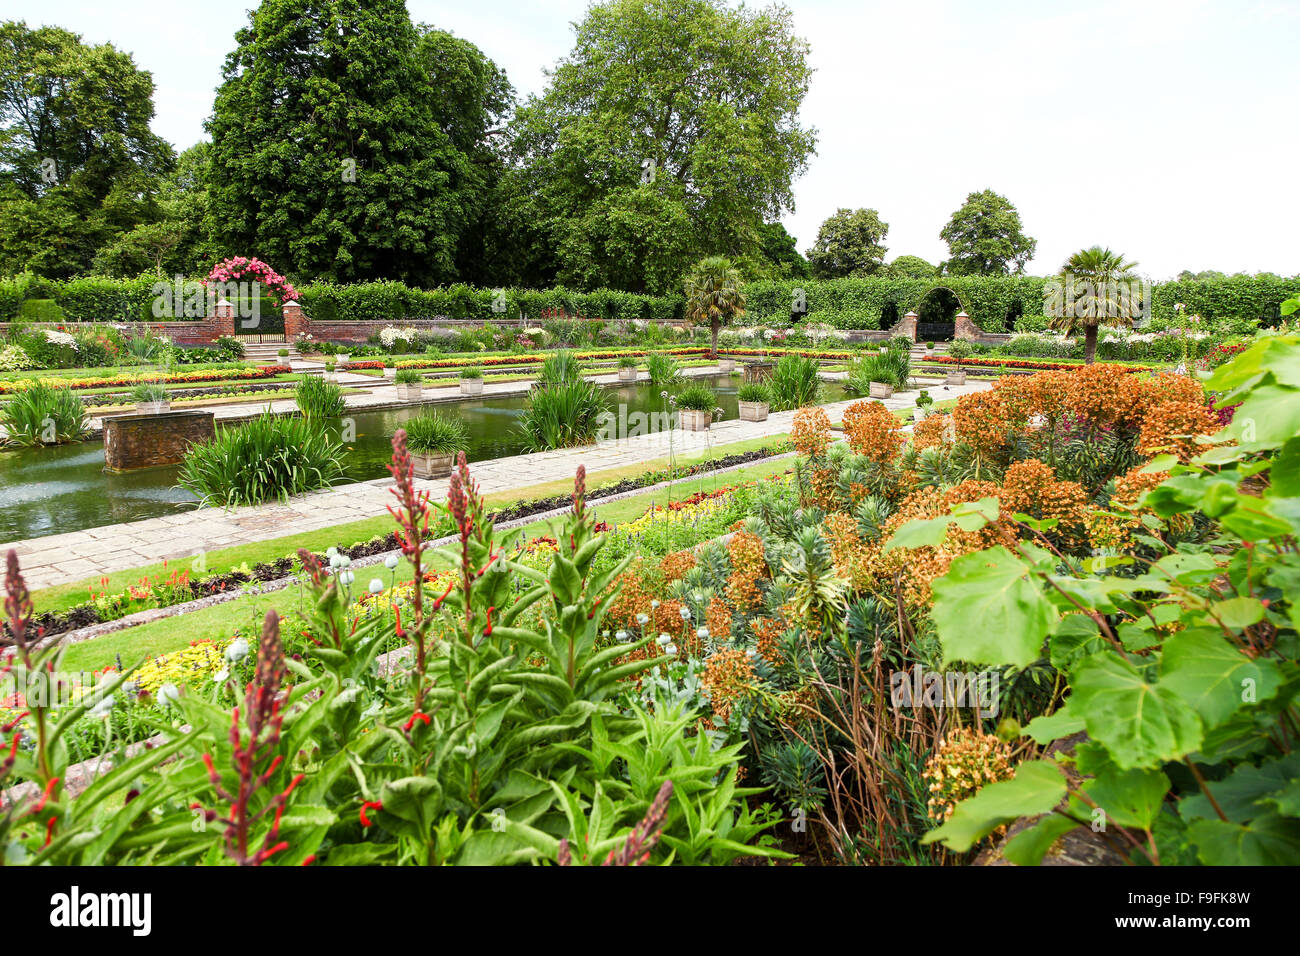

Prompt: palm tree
xmin=1049 ymin=246 xmax=1142 ymax=364
xmin=684 ymin=256 xmax=746 ymax=359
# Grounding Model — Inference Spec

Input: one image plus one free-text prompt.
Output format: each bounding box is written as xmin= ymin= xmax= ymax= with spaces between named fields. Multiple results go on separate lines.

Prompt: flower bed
xmin=920 ymin=355 xmax=1155 ymax=373
xmin=380 ymin=346 xmax=710 ymax=373
xmin=0 ymin=364 xmax=293 ymax=394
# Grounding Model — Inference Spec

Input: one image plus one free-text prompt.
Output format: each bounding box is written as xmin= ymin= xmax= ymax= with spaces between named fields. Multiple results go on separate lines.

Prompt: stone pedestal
xmin=889 ymin=311 xmax=919 ymax=341
xmin=104 ymin=410 xmax=215 ymax=472
xmin=953 ymin=311 xmax=981 ymax=341
xmin=282 ymin=299 xmax=310 ymax=341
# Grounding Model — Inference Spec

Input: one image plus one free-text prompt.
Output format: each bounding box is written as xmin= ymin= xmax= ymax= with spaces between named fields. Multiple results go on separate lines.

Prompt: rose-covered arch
xmin=205 ymin=257 xmax=299 ymax=306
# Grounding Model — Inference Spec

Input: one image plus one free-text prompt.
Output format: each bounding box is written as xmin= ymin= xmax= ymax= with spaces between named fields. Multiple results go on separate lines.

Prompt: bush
xmin=129 ymin=383 xmax=169 ymax=404
xmin=645 ymin=351 xmax=684 ymax=388
xmin=617 ymin=355 xmax=638 ymax=368
xmin=844 ymin=350 xmax=909 ymax=393
xmin=178 ymin=411 xmax=344 ymax=506
xmin=394 ymin=368 xmax=423 ymax=385
xmin=538 ymin=349 xmax=585 ymax=385
xmin=402 ymin=410 xmax=469 ymax=454
xmin=674 ymin=383 xmax=718 ymax=412
xmin=458 ymin=365 xmax=483 ymax=379
xmin=517 ymin=377 xmax=612 ymax=451
xmin=0 ymin=382 xmax=88 ymax=445
xmin=295 ymin=375 xmax=346 ymax=420
xmin=18 ymin=298 xmax=65 ymax=323
xmin=737 ymin=381 xmax=770 ymax=403
xmin=768 ymin=354 xmax=822 ymax=411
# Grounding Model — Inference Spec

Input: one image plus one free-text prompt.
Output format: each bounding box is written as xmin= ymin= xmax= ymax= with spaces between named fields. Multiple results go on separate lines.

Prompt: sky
xmin=9 ymin=0 xmax=1299 ymax=279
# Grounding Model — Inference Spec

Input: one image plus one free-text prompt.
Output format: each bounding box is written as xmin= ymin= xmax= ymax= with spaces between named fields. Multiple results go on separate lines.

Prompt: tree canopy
xmin=939 ymin=189 xmax=1036 ymax=275
xmin=806 ymin=207 xmax=889 ymax=278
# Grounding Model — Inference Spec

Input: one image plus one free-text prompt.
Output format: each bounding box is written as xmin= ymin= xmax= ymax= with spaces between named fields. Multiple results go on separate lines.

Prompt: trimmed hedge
xmin=2 ymin=272 xmax=1295 ymax=333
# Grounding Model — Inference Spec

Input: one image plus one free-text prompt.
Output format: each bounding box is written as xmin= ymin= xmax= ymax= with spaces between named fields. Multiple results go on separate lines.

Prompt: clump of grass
xmin=538 ymin=349 xmax=586 ymax=385
xmin=517 ymin=377 xmax=612 ymax=451
xmin=394 ymin=368 xmax=423 ymax=385
xmin=296 ymin=375 xmax=346 ymax=419
xmin=458 ymin=365 xmax=483 ymax=380
xmin=1 ymin=382 xmax=88 ymax=446
xmin=617 ymin=355 xmax=638 ymax=369
xmin=844 ymin=350 xmax=910 ymax=394
xmin=402 ymin=411 xmax=469 ymax=454
xmin=767 ymin=354 xmax=821 ymax=411
xmin=737 ymin=381 xmax=770 ymax=404
xmin=178 ymin=411 xmax=344 ymax=507
xmin=674 ymin=383 xmax=718 ymax=411
xmin=129 ymin=382 xmax=169 ymax=404
xmin=645 ymin=352 xmax=683 ymax=388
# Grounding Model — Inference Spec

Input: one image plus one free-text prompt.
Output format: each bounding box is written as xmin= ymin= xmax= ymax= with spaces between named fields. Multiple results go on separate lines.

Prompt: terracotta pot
xmin=396 ymin=383 xmax=422 ymax=401
xmin=459 ymin=379 xmax=484 ymax=396
xmin=134 ymin=401 xmax=170 ymax=415
xmin=678 ymin=409 xmax=712 ymax=431
xmin=945 ymin=370 xmax=967 ymax=386
xmin=869 ymin=382 xmax=893 ymax=399
xmin=618 ymin=367 xmax=637 ymax=383
xmin=738 ymin=400 xmax=769 ymax=422
xmin=412 ymin=451 xmax=455 ymax=479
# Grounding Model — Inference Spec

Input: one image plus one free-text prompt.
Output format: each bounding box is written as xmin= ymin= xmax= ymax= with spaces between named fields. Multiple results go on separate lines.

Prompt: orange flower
xmin=1138 ymin=400 xmax=1221 ymax=462
xmin=842 ymin=399 xmax=905 ymax=464
xmin=791 ymin=406 xmax=832 ymax=457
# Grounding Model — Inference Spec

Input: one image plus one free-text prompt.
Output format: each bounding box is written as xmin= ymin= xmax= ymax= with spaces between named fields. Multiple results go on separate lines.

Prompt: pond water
xmin=0 ymin=375 xmax=851 ymax=542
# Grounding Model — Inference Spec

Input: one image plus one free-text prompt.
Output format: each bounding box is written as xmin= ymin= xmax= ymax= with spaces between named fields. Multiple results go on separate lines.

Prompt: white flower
xmin=679 ymin=607 xmax=691 ymax=621
xmin=615 ymin=630 xmax=629 ymax=641
xmin=384 ymin=554 xmax=400 ymax=570
xmin=157 ymin=683 xmax=180 ymax=705
xmin=696 ymin=626 xmax=709 ymax=639
xmin=650 ymin=599 xmax=660 ymax=609
xmin=340 ymin=570 xmax=355 ymax=586
xmin=224 ymin=637 xmax=250 ymax=663
xmin=657 ymin=633 xmax=671 ymax=646
xmin=636 ymin=613 xmax=649 ymax=625
xmin=369 ymin=578 xmax=384 ymax=594
xmin=665 ymin=644 xmax=678 ymax=656
xmin=42 ymin=329 xmax=78 ymax=348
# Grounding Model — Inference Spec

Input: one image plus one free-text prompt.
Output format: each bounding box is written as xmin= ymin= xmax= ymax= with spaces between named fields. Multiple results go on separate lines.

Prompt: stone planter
xmin=383 ymin=367 xmax=397 ymax=381
xmin=618 ymin=367 xmax=638 ymax=383
xmin=743 ymin=361 xmax=775 ymax=383
xmin=459 ymin=379 xmax=484 ymax=396
xmin=134 ymin=401 xmax=170 ymax=415
xmin=396 ymin=383 xmax=423 ymax=402
xmin=104 ymin=410 xmax=214 ymax=473
xmin=718 ymin=358 xmax=736 ymax=372
xmin=335 ymin=353 xmax=350 ymax=365
xmin=738 ymin=400 xmax=769 ymax=423
xmin=945 ymin=370 xmax=967 ymax=386
xmin=324 ymin=372 xmax=338 ymax=383
xmin=412 ymin=451 xmax=456 ymax=479
xmin=869 ymin=382 xmax=893 ymax=399
xmin=678 ymin=409 xmax=712 ymax=431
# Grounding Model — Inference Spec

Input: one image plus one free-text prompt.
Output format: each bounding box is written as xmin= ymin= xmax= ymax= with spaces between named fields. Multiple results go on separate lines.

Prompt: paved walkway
xmin=6 ymin=378 xmax=991 ymax=591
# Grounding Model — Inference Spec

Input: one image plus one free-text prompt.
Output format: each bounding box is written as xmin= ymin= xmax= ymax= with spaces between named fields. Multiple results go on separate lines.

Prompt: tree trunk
xmin=711 ymin=320 xmax=719 ymax=359
xmin=1084 ymin=324 xmax=1098 ymax=364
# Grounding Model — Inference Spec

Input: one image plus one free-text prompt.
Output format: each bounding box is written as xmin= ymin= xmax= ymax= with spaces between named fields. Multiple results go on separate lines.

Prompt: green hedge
xmin=2 ymin=272 xmax=1295 ymax=333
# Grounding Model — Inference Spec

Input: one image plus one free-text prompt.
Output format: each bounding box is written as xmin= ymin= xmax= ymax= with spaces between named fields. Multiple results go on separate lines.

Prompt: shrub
xmin=0 ymin=382 xmax=88 ymax=445
xmin=458 ymin=365 xmax=483 ymax=379
xmin=0 ymin=345 xmax=34 ymax=372
xmin=178 ymin=411 xmax=344 ymax=506
xmin=947 ymin=340 xmax=975 ymax=367
xmin=18 ymin=298 xmax=65 ymax=323
xmin=674 ymin=383 xmax=718 ymax=412
xmin=129 ymin=383 xmax=169 ymax=404
xmin=517 ymin=377 xmax=612 ymax=451
xmin=768 ymin=354 xmax=822 ymax=411
xmin=645 ymin=351 xmax=684 ymax=388
xmin=394 ymin=368 xmax=423 ymax=385
xmin=538 ymin=349 xmax=586 ymax=384
xmin=844 ymin=350 xmax=910 ymax=393
xmin=737 ymin=381 xmax=770 ymax=404
xmin=402 ymin=411 xmax=469 ymax=454
xmin=295 ymin=376 xmax=346 ymax=420
xmin=618 ymin=355 xmax=638 ymax=368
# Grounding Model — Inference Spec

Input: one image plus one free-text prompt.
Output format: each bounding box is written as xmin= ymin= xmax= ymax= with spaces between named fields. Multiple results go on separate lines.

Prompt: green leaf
xmin=921 ymin=760 xmax=1067 ymax=852
xmin=932 ymin=547 xmax=1056 ymax=669
xmin=1022 ymin=703 xmax=1085 ymax=745
xmin=1187 ymin=812 xmax=1300 ymax=865
xmin=1159 ymin=629 xmax=1282 ymax=729
xmin=1001 ymin=814 xmax=1080 ymax=866
xmin=1070 ymin=651 xmax=1203 ymax=769
xmin=1179 ymin=751 xmax=1300 ymax=823
xmin=1082 ymin=766 xmax=1169 ymax=830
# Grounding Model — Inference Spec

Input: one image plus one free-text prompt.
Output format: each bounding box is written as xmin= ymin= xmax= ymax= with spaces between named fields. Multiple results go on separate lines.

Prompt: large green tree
xmin=806 ymin=207 xmax=889 ymax=278
xmin=0 ymin=20 xmax=173 ymax=276
xmin=684 ymin=255 xmax=746 ymax=358
xmin=501 ymin=0 xmax=816 ymax=294
xmin=939 ymin=189 xmax=1036 ymax=275
xmin=206 ymin=1 xmax=512 ymax=286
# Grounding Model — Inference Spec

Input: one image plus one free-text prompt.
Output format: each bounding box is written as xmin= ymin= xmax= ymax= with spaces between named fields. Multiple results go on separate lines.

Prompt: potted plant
xmin=946 ymin=340 xmax=972 ymax=385
xmin=925 ymin=341 xmax=935 ymax=351
xmin=914 ymin=389 xmax=934 ymax=421
xmin=395 ymin=367 xmax=423 ymax=401
xmin=402 ymin=411 xmax=468 ymax=479
xmin=459 ymin=366 xmax=484 ymax=396
xmin=718 ymin=356 xmax=736 ymax=373
xmin=617 ymin=355 xmax=638 ymax=383
xmin=675 ymin=383 xmax=718 ymax=431
xmin=869 ymin=380 xmax=894 ymax=399
xmin=737 ymin=380 xmax=770 ymax=422
xmin=324 ymin=360 xmax=337 ymax=383
xmin=130 ymin=382 xmax=170 ymax=414
xmin=383 ymin=359 xmax=396 ymax=381
xmin=335 ymin=349 xmax=351 ymax=366
xmin=277 ymin=347 xmax=290 ymax=365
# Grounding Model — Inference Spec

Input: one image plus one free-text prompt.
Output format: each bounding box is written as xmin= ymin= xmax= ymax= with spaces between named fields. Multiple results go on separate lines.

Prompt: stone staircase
xmin=240 ymin=342 xmax=301 ymax=365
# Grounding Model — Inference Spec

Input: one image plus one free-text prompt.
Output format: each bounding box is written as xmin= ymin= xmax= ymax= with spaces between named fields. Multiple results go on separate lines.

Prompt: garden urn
xmin=618 ymin=366 xmax=638 ymax=383
xmin=384 ymin=367 xmax=397 ymax=381
xmin=396 ymin=383 xmax=423 ymax=402
xmin=718 ymin=358 xmax=736 ymax=372
xmin=336 ymin=353 xmax=350 ymax=365
xmin=945 ymin=369 xmax=967 ymax=386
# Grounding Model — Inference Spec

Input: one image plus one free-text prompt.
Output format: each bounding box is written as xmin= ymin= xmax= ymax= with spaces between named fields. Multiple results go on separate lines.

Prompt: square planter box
xmin=383 ymin=368 xmax=397 ymax=381
xmin=335 ymin=354 xmax=350 ymax=365
xmin=618 ymin=367 xmax=638 ymax=383
xmin=678 ymin=409 xmax=713 ymax=431
xmin=738 ymin=400 xmax=769 ymax=422
xmin=134 ymin=401 xmax=170 ymax=415
xmin=717 ymin=358 xmax=736 ymax=372
xmin=396 ymin=384 xmax=423 ymax=401
xmin=459 ymin=379 xmax=484 ymax=396
xmin=945 ymin=370 xmax=967 ymax=386
xmin=869 ymin=382 xmax=893 ymax=399
xmin=324 ymin=372 xmax=338 ymax=383
xmin=412 ymin=451 xmax=456 ymax=479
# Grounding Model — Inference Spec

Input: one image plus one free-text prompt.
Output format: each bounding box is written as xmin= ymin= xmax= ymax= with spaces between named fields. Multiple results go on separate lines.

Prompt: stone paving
xmin=6 ymin=374 xmax=992 ymax=591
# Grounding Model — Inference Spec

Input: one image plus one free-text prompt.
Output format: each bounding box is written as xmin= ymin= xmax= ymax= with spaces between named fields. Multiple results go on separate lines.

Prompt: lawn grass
xmin=28 ymin=432 xmax=791 ymax=614
xmin=56 ymin=454 xmax=796 ymax=672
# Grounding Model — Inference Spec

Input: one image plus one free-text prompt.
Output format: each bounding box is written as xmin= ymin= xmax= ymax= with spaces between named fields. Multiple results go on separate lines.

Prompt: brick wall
xmin=103 ymin=410 xmax=215 ymax=472
xmin=0 ymin=321 xmax=212 ymax=345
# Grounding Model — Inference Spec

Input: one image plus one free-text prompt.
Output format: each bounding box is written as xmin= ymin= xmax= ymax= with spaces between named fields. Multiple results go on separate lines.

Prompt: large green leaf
xmin=1159 ymin=629 xmax=1282 ymax=729
xmin=932 ymin=547 xmax=1057 ymax=669
xmin=921 ymin=760 xmax=1067 ymax=852
xmin=1070 ymin=651 xmax=1203 ymax=769
xmin=1187 ymin=812 xmax=1300 ymax=865
xmin=1179 ymin=751 xmax=1300 ymax=823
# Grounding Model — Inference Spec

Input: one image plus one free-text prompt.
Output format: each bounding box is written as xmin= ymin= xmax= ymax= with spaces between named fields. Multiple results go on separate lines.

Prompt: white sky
xmin=8 ymin=0 xmax=1299 ymax=279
